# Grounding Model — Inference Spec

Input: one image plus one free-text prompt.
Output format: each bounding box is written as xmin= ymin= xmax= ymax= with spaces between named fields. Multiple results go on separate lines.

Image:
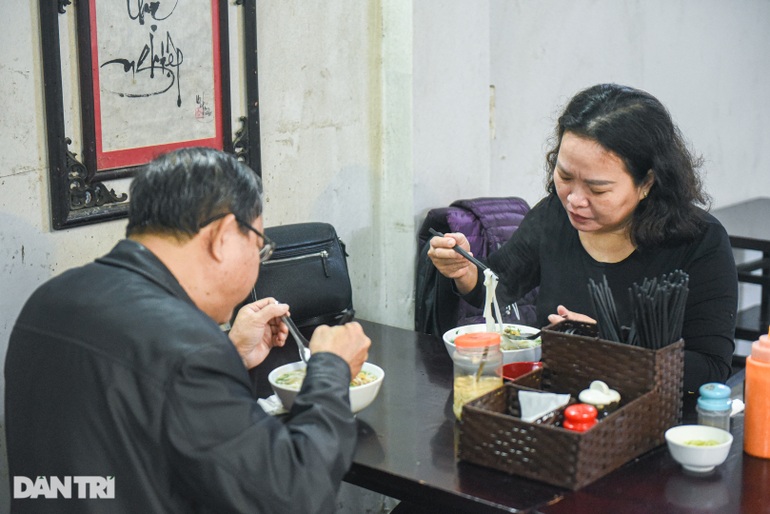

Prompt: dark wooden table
xmin=711 ymin=197 xmax=770 ymax=343
xmin=340 ymin=320 xmax=770 ymax=513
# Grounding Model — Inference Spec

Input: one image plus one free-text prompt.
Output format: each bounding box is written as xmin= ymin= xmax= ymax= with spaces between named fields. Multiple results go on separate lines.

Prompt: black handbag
xmin=249 ymin=222 xmax=354 ymax=328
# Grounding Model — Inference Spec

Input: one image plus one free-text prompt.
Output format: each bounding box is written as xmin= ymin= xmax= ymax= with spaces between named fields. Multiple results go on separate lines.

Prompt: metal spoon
xmin=282 ymin=314 xmax=311 ymax=363
xmin=514 ymin=318 xmax=574 ymax=342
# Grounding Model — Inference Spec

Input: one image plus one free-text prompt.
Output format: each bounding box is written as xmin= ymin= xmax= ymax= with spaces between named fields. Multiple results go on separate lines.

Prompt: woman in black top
xmin=428 ymin=83 xmax=737 ymax=397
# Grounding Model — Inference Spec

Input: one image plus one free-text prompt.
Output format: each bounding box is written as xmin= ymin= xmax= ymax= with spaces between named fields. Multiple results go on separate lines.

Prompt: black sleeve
xmin=680 ymin=217 xmax=738 ymax=394
xmin=164 ymin=348 xmax=356 ymax=514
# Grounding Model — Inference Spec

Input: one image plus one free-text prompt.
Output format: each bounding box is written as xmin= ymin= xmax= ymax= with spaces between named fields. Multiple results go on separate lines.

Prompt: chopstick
xmin=428 ymin=228 xmax=489 ymax=272
xmin=628 ymin=270 xmax=688 ymax=349
xmin=588 ymin=270 xmax=689 ymax=350
xmin=587 ymin=276 xmax=623 ymax=343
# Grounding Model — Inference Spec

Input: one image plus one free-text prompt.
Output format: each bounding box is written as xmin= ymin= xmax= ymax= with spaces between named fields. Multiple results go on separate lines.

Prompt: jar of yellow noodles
xmin=452 ymin=332 xmax=503 ymax=420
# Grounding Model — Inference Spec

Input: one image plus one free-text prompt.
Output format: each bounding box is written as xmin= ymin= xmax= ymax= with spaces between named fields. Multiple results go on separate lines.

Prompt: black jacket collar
xmin=97 ymin=239 xmax=195 ymax=306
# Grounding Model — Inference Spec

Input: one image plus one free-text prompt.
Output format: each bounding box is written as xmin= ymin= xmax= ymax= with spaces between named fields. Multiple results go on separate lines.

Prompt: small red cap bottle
xmin=563 ymin=403 xmax=598 ymax=432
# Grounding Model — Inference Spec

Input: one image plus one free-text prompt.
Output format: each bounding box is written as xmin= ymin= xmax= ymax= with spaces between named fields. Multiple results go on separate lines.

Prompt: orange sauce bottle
xmin=744 ymin=327 xmax=770 ymax=458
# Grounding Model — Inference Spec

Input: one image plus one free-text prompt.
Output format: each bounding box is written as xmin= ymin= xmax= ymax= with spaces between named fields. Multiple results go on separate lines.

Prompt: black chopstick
xmin=588 ymin=276 xmax=622 ymax=343
xmin=626 ymin=270 xmax=689 ymax=349
xmin=428 ymin=228 xmax=488 ymax=271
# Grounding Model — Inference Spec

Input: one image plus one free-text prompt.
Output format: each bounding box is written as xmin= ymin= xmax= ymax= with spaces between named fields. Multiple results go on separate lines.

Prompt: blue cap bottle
xmin=696 ymin=382 xmax=732 ymax=432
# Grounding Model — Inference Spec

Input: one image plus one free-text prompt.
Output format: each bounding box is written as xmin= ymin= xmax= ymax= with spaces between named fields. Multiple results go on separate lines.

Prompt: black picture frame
xmin=39 ymin=0 xmax=261 ymax=230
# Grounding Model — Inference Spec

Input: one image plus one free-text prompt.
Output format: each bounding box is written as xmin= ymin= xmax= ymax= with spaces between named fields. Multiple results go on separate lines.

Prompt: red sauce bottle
xmin=563 ymin=403 xmax=598 ymax=432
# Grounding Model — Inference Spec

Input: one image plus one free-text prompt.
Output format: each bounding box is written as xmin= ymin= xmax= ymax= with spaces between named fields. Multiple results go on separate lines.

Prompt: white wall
xmin=2 ymin=1 xmax=768 ymax=509
xmin=489 ymin=0 xmax=770 ymax=207
xmin=413 ymin=1 xmax=492 ymax=213
xmin=258 ymin=0 xmax=417 ymax=329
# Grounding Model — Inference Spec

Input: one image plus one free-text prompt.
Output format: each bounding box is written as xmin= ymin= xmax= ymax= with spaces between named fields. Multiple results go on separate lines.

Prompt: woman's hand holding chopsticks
xmin=427 ymin=230 xmax=480 ymax=294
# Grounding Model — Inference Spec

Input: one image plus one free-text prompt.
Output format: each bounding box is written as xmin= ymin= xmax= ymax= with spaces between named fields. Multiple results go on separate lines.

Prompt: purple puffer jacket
xmin=447 ymin=197 xmax=530 ymax=259
xmin=446 ymin=197 xmax=537 ymax=327
xmin=414 ymin=197 xmax=538 ymax=336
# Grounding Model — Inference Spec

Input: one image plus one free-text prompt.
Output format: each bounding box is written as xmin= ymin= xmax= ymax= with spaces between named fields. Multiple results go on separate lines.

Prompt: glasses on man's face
xmin=199 ymin=213 xmax=276 ymax=262
xmin=234 ymin=218 xmax=275 ymax=262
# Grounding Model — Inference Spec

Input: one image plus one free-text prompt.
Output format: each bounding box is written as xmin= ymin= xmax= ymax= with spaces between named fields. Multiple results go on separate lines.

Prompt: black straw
xmin=589 ymin=270 xmax=689 ymax=349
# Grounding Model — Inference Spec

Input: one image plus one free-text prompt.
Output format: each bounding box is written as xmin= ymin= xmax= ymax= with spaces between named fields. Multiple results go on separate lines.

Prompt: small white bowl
xmin=665 ymin=424 xmax=733 ymax=473
xmin=442 ymin=323 xmax=542 ymax=364
xmin=268 ymin=361 xmax=385 ymax=413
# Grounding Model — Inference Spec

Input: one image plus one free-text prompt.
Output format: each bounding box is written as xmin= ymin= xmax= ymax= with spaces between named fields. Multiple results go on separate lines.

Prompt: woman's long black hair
xmin=545 ymin=84 xmax=709 ymax=247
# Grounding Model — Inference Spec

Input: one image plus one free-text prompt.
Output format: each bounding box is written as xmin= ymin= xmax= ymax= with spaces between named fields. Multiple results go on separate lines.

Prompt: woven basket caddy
xmin=458 ymin=320 xmax=684 ymax=490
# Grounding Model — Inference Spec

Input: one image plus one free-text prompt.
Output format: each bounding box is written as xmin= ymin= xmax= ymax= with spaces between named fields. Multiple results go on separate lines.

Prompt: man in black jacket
xmin=5 ymin=147 xmax=370 ymax=513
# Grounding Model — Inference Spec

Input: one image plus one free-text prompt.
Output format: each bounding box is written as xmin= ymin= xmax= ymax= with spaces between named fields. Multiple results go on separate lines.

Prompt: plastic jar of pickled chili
xmin=452 ymin=332 xmax=503 ymax=420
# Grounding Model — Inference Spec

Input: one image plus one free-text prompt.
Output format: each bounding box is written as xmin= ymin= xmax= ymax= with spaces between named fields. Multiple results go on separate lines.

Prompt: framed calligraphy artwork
xmin=40 ymin=0 xmax=261 ymax=229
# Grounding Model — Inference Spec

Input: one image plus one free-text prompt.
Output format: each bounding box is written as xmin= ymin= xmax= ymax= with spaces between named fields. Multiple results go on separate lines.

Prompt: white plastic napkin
xmin=518 ymin=390 xmax=571 ymax=423
xmin=257 ymin=394 xmax=287 ymax=416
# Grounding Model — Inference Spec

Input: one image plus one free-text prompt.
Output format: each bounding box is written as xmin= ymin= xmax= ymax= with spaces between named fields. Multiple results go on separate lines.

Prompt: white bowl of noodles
xmin=268 ymin=361 xmax=385 ymax=413
xmin=442 ymin=323 xmax=542 ymax=364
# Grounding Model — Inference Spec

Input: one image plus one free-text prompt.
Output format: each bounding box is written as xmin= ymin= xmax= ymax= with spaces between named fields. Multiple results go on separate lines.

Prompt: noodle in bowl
xmin=443 ymin=323 xmax=542 ymax=364
xmin=268 ymin=361 xmax=385 ymax=413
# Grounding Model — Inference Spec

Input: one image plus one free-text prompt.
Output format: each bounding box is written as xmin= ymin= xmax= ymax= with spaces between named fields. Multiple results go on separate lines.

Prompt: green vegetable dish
xmin=276 ymin=369 xmax=378 ymax=391
xmin=501 ymin=326 xmax=541 ymax=350
xmin=450 ymin=325 xmax=541 ymax=351
xmin=684 ymin=439 xmax=721 ymax=447
xmin=274 ymin=370 xmax=306 ymax=389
